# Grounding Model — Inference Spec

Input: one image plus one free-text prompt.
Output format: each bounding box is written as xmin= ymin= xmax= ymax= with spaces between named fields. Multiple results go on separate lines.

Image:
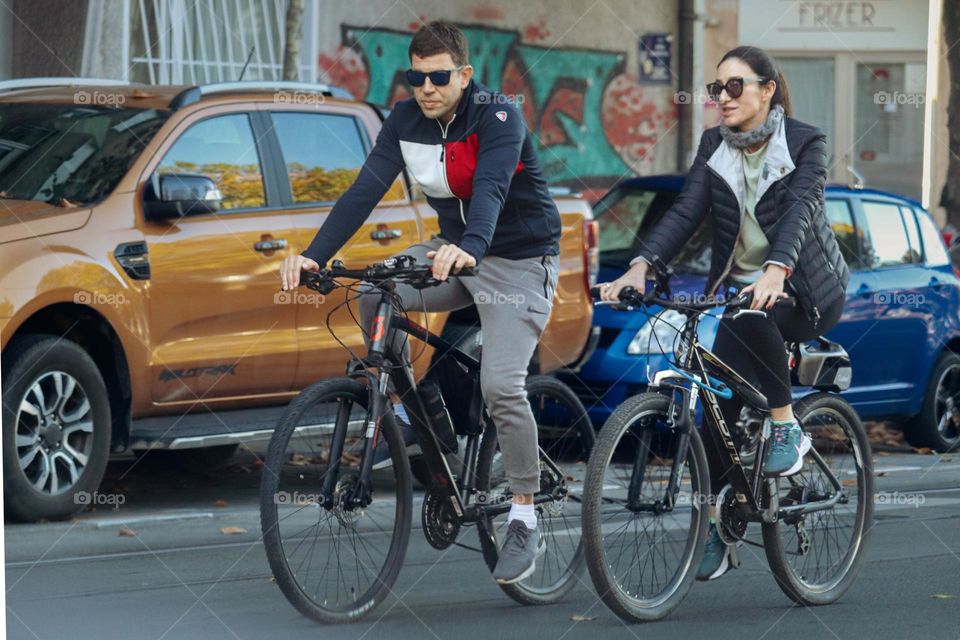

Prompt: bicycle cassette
xmin=422 ymin=486 xmax=462 ymax=550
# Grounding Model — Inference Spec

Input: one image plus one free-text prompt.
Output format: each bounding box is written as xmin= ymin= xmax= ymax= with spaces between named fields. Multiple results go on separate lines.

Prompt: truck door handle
xmin=254 ymin=239 xmax=287 ymax=252
xmin=370 ymin=228 xmax=403 ymax=240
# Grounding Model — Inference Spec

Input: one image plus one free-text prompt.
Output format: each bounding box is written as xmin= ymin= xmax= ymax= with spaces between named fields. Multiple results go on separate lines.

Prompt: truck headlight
xmin=626 ymin=309 xmax=686 ymax=355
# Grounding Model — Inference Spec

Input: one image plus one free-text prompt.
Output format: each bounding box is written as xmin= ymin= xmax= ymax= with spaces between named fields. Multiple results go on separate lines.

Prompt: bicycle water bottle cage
xmin=666 ymin=363 xmax=734 ymax=399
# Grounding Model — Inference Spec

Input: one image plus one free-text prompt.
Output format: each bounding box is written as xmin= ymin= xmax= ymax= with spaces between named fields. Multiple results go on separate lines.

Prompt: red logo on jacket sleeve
xmin=495 ymin=111 xmax=507 ymax=122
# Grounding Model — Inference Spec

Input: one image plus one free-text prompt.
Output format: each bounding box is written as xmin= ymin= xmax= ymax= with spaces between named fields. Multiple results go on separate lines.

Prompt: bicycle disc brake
xmin=422 ymin=486 xmax=462 ymax=550
xmin=716 ymin=483 xmax=749 ymax=545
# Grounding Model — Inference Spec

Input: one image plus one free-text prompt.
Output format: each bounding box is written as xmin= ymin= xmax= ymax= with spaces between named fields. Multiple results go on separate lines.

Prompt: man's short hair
xmin=408 ymin=21 xmax=469 ymax=67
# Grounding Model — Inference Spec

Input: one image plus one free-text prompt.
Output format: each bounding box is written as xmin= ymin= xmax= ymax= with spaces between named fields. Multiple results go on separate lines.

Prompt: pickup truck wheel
xmin=2 ymin=335 xmax=112 ymax=522
xmin=905 ymin=351 xmax=960 ymax=452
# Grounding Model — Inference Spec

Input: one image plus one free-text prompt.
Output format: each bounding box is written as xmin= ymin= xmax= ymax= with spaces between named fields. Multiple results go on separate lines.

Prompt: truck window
xmin=270 ymin=112 xmax=367 ymax=204
xmin=157 ymin=113 xmax=266 ymax=210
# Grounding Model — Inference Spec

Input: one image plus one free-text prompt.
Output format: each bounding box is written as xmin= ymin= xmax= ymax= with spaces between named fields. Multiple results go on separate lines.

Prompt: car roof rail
xmin=169 ymin=81 xmax=354 ymax=110
xmin=0 ymin=77 xmax=132 ymax=92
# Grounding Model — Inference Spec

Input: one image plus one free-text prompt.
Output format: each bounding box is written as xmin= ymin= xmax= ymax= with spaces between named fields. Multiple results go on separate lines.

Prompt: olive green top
xmin=729 ymin=141 xmax=770 ymax=283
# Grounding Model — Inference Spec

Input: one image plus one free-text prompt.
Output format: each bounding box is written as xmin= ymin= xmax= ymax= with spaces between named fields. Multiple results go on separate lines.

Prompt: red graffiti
xmin=523 ymin=19 xmax=551 ymax=42
xmin=408 ymin=15 xmax=428 ymax=31
xmin=540 ymin=87 xmax=584 ymax=147
xmin=601 ymin=74 xmax=670 ymax=169
xmin=318 ymin=46 xmax=369 ymax=100
xmin=500 ymin=59 xmax=536 ymax=125
xmin=470 ymin=6 xmax=505 ymax=21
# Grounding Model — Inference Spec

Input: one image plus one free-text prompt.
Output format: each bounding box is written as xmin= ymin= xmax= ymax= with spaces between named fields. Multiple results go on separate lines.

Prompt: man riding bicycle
xmin=280 ymin=21 xmax=561 ymax=585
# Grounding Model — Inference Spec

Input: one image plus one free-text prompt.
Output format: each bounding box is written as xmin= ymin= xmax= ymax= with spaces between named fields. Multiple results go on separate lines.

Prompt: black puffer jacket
xmin=637 ymin=117 xmax=849 ymax=328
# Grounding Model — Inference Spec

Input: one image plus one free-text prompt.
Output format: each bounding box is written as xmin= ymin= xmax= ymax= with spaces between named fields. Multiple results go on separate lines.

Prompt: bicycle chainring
xmin=716 ymin=483 xmax=749 ymax=545
xmin=422 ymin=486 xmax=462 ymax=550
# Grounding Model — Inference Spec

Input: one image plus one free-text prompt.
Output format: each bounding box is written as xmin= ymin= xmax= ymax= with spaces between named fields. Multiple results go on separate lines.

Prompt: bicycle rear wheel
xmin=259 ymin=377 xmax=413 ymax=623
xmin=762 ymin=392 xmax=873 ymax=605
xmin=475 ymin=375 xmax=593 ymax=605
xmin=582 ymin=392 xmax=710 ymax=622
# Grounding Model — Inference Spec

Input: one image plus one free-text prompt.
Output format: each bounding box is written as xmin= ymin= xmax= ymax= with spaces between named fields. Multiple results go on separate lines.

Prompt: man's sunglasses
xmin=405 ymin=66 xmax=466 ymax=87
xmin=705 ymin=76 xmax=766 ymax=100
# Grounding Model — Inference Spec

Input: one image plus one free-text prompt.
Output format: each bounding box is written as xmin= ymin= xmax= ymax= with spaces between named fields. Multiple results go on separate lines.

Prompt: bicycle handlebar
xmin=298 ymin=255 xmax=477 ymax=294
xmin=589 ymin=284 xmax=796 ymax=315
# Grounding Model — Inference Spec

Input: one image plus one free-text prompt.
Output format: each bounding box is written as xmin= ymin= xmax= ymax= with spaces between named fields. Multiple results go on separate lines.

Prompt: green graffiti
xmin=343 ymin=25 xmax=629 ymax=183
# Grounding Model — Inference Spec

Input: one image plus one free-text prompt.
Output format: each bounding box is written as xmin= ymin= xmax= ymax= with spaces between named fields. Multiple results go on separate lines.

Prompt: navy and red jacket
xmin=302 ymin=79 xmax=561 ymax=266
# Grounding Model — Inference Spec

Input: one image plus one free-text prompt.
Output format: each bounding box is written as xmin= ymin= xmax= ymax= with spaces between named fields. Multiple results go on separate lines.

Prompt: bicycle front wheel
xmin=762 ymin=392 xmax=873 ymax=606
xmin=582 ymin=392 xmax=710 ymax=622
xmin=259 ymin=377 xmax=413 ymax=623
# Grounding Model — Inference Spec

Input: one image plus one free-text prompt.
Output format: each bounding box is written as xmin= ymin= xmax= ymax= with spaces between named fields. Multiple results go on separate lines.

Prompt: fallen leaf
xmin=931 ymin=593 xmax=957 ymax=599
xmin=913 ymin=447 xmax=934 ymax=455
xmin=841 ymin=478 xmax=857 ymax=486
xmin=876 ymin=451 xmax=891 ymax=457
xmin=220 ymin=526 xmax=247 ymax=535
xmin=269 ymin=576 xmax=277 ymax=583
xmin=570 ymin=614 xmax=596 ymax=622
xmin=118 ymin=526 xmax=136 ymax=537
xmin=214 ymin=500 xmax=228 ymax=508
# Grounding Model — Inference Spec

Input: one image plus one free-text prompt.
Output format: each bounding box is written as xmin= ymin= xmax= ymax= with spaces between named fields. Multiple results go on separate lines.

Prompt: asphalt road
xmin=6 ymin=450 xmax=960 ymax=640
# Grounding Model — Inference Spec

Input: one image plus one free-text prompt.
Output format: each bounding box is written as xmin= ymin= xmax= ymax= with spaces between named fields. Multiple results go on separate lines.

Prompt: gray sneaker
xmin=492 ymin=520 xmax=545 ymax=584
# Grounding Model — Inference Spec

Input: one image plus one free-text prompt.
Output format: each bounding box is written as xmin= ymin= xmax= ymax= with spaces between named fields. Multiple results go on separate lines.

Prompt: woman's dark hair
xmin=408 ymin=21 xmax=469 ymax=67
xmin=719 ymin=46 xmax=792 ymax=117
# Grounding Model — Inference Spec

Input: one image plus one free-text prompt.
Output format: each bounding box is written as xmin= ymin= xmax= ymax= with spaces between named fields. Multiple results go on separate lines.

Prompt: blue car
xmin=561 ymin=175 xmax=960 ymax=452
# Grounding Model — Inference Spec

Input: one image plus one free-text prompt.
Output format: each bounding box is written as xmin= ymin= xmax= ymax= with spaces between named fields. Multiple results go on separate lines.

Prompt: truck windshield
xmin=0 ymin=103 xmax=169 ymax=205
xmin=593 ymin=185 xmax=713 ymax=275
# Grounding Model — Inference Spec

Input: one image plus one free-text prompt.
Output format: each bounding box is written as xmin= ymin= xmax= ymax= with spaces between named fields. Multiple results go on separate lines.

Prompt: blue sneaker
xmin=371 ymin=404 xmax=420 ymax=470
xmin=696 ymin=522 xmax=740 ymax=581
xmin=762 ymin=420 xmax=811 ymax=477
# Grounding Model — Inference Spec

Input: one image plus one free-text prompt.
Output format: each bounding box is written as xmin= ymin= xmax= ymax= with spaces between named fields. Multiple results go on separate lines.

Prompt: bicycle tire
xmin=474 ymin=375 xmax=592 ymax=605
xmin=762 ymin=392 xmax=873 ymax=606
xmin=260 ymin=377 xmax=413 ymax=623
xmin=582 ymin=392 xmax=711 ymax=622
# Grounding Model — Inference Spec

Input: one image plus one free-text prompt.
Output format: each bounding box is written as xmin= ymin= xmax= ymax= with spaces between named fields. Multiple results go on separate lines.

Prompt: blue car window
xmin=898 ymin=206 xmax=923 ymax=264
xmin=825 ymin=198 xmax=863 ymax=271
xmin=860 ymin=200 xmax=914 ymax=268
xmin=914 ymin=209 xmax=950 ymax=267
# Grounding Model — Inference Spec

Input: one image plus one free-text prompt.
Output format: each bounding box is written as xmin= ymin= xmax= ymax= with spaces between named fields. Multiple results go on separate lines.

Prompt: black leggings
xmin=702 ymin=288 xmax=844 ymax=496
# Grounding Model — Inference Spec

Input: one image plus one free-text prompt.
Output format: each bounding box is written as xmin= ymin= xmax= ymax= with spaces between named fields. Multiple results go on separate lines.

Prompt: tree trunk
xmin=941 ymin=0 xmax=960 ymax=228
xmin=281 ymin=0 xmax=304 ymax=81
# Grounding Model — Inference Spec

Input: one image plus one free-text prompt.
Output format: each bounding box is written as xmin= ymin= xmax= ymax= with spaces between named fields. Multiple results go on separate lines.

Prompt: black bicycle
xmin=581 ymin=260 xmax=873 ymax=622
xmin=259 ymin=256 xmax=593 ymax=623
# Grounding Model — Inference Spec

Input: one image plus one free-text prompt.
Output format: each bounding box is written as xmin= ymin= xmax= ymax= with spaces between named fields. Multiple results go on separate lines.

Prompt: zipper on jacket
xmin=437 ymin=115 xmax=466 ymax=224
xmin=706 ymin=164 xmax=741 ymax=296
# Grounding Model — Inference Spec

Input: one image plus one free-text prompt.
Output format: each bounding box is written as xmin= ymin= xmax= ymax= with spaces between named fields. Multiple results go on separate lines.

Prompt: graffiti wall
xmin=315 ymin=4 xmax=679 ymax=198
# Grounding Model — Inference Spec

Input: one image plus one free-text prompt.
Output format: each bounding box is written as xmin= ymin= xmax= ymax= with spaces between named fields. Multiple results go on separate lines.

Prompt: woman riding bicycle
xmin=601 ymin=46 xmax=850 ymax=581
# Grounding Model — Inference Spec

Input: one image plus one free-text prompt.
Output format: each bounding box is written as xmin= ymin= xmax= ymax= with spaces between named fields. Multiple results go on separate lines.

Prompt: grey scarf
xmin=719 ymin=104 xmax=784 ymax=150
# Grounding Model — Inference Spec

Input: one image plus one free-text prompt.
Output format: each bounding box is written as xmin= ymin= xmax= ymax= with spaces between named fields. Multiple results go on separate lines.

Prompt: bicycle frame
xmin=338 ymin=285 xmax=569 ymax=525
xmin=644 ymin=305 xmax=847 ymax=524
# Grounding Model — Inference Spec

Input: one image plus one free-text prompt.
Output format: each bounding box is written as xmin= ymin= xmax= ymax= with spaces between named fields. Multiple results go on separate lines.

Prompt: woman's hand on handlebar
xmin=740 ymin=264 xmax=789 ymax=310
xmin=280 ymin=254 xmax=320 ymax=291
xmin=600 ymin=261 xmax=648 ymax=302
xmin=426 ymin=243 xmax=477 ymax=281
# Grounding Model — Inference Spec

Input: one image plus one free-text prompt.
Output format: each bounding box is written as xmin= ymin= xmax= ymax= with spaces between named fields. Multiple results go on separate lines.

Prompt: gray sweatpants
xmin=358 ymin=235 xmax=559 ymax=495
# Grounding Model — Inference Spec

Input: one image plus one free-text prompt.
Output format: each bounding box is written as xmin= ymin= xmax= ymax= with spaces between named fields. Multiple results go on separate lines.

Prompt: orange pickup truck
xmin=0 ymin=79 xmax=598 ymax=522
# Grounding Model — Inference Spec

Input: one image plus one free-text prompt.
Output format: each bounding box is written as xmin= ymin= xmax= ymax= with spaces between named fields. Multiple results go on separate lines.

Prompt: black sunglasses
xmin=405 ymin=66 xmax=466 ymax=87
xmin=705 ymin=76 xmax=765 ymax=100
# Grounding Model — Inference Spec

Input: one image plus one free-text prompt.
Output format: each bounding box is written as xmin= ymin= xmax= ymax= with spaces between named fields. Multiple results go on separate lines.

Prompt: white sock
xmin=393 ymin=402 xmax=409 ymax=425
xmin=508 ymin=502 xmax=537 ymax=530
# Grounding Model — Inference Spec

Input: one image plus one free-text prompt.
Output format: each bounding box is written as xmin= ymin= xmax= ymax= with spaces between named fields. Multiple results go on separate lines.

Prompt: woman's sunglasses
xmin=705 ymin=76 xmax=766 ymax=100
xmin=405 ymin=66 xmax=466 ymax=87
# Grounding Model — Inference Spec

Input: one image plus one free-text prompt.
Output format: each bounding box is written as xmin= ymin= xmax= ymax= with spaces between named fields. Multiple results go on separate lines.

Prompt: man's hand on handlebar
xmin=740 ymin=264 xmax=789 ymax=310
xmin=280 ymin=254 xmax=320 ymax=291
xmin=426 ymin=243 xmax=477 ymax=282
xmin=600 ymin=260 xmax=648 ymax=302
